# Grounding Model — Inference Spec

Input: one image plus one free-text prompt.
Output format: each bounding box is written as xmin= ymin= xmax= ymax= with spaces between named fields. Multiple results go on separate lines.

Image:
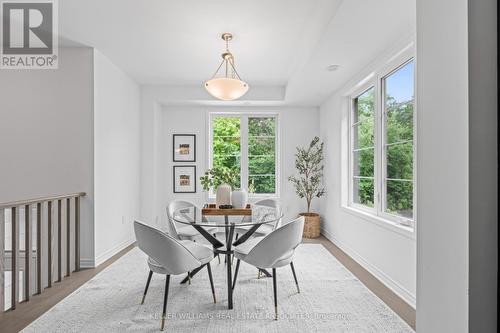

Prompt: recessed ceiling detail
xmin=57 ymin=0 xmax=415 ymax=106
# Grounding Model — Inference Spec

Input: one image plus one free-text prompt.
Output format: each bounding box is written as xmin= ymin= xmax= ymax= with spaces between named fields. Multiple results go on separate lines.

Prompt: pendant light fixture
xmin=204 ymin=33 xmax=249 ymax=101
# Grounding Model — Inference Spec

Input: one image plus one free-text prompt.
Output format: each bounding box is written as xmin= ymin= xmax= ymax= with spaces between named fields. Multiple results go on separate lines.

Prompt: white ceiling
xmin=286 ymin=0 xmax=416 ymax=105
xmin=59 ymin=0 xmax=415 ymax=106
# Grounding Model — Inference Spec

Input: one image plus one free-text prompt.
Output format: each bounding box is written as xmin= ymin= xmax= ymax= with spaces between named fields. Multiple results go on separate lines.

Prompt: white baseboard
xmin=321 ymin=228 xmax=416 ymax=308
xmin=94 ymin=238 xmax=135 ymax=267
xmin=80 ymin=258 xmax=95 ymax=269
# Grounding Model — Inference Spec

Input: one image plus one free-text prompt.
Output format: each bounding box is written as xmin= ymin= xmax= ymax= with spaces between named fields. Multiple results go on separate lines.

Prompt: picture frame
xmin=173 ymin=134 xmax=196 ymax=162
xmin=173 ymin=166 xmax=196 ymax=193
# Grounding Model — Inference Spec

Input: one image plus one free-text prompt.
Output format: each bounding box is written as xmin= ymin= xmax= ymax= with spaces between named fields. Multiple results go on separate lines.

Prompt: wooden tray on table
xmin=202 ymin=203 xmax=252 ymax=216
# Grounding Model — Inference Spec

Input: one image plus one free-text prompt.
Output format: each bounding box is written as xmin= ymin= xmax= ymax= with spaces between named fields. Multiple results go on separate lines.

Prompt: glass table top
xmin=172 ymin=205 xmax=283 ymax=227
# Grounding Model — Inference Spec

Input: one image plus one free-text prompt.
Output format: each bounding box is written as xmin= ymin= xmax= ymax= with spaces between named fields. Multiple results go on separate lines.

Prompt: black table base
xmin=180 ymin=216 xmax=264 ymax=310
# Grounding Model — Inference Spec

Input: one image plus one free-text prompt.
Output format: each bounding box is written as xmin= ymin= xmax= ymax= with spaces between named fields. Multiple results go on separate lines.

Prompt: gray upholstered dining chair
xmin=167 ymin=200 xmax=217 ymax=240
xmin=234 ymin=198 xmax=282 ymax=239
xmin=232 ymin=199 xmax=282 ymax=268
xmin=231 ymin=216 xmax=304 ymax=320
xmin=134 ymin=220 xmax=216 ymax=331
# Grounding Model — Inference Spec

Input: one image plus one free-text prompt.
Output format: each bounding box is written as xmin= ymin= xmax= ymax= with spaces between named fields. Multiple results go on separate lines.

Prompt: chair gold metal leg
xmin=290 ymin=262 xmax=300 ymax=294
xmin=160 ymin=275 xmax=170 ymax=331
xmin=160 ymin=316 xmax=165 ymax=331
xmin=272 ymin=268 xmax=278 ymax=320
xmin=141 ymin=270 xmax=153 ymax=304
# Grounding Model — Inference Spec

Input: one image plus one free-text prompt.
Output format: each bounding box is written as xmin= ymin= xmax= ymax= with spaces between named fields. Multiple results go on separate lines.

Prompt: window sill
xmin=341 ymin=206 xmax=416 ymax=240
xmin=207 ymin=194 xmax=280 ymax=201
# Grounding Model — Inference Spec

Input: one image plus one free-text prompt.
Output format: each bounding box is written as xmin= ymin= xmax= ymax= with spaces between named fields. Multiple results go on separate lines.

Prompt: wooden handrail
xmin=0 ymin=192 xmax=86 ymax=209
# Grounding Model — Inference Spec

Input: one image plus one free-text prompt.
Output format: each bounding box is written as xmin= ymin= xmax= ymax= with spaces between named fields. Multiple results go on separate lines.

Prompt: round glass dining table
xmin=172 ymin=206 xmax=283 ymax=309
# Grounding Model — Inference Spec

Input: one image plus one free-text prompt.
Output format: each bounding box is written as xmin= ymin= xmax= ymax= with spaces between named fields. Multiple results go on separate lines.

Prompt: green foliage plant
xmin=288 ymin=137 xmax=326 ymax=213
xmin=200 ymin=167 xmax=239 ymax=192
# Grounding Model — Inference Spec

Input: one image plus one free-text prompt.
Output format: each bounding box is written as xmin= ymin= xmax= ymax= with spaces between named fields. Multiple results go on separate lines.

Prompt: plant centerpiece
xmin=200 ymin=167 xmax=239 ymax=207
xmin=288 ymin=136 xmax=325 ymax=238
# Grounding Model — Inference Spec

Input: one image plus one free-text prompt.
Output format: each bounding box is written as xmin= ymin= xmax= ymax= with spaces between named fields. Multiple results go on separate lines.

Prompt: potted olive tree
xmin=288 ymin=136 xmax=325 ymax=238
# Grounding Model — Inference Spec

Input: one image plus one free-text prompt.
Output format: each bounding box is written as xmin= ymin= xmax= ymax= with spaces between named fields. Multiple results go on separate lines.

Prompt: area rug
xmin=22 ymin=244 xmax=413 ymax=332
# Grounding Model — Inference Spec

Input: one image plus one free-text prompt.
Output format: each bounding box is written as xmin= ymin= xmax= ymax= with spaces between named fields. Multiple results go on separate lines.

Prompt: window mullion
xmin=208 ymin=114 xmax=213 ymax=170
xmin=240 ymin=115 xmax=249 ymax=191
xmin=208 ymin=114 xmax=215 ymax=196
xmin=374 ymin=76 xmax=383 ymax=216
xmin=380 ymin=74 xmax=387 ymax=217
xmin=348 ymin=99 xmax=354 ymax=206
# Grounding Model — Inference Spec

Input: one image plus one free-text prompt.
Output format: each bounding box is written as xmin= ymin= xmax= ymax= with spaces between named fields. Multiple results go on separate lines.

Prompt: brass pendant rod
xmin=210 ymin=59 xmax=226 ymax=79
xmin=228 ymin=59 xmax=242 ymax=80
xmin=208 ymin=33 xmax=243 ymax=81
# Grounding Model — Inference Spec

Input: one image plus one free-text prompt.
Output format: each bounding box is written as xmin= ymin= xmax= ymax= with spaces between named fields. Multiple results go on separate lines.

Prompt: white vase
xmin=231 ymin=188 xmax=248 ymax=209
xmin=216 ymin=183 xmax=231 ymax=207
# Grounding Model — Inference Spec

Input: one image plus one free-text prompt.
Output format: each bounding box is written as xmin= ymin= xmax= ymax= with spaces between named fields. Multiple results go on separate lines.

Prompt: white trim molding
xmin=345 ymin=44 xmax=416 ymax=230
xmin=80 ymin=258 xmax=96 ymax=269
xmin=94 ymin=237 xmax=135 ymax=267
xmin=341 ymin=206 xmax=415 ymax=240
xmin=207 ymin=111 xmax=281 ymax=198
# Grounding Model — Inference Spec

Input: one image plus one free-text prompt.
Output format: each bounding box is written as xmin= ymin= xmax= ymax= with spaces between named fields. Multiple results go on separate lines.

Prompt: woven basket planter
xmin=299 ymin=213 xmax=321 ymax=238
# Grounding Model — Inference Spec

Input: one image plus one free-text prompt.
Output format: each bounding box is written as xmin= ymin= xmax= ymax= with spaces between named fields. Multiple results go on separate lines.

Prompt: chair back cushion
xmin=166 ymin=200 xmax=195 ymax=238
xmin=245 ymin=216 xmax=304 ymax=268
xmin=252 ymin=199 xmax=282 ymax=229
xmin=134 ymin=220 xmax=200 ymax=275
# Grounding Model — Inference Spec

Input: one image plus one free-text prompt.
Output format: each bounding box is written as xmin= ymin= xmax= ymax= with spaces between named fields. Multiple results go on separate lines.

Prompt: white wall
xmin=139 ymin=88 xmax=162 ymax=226
xmin=416 ymin=0 xmax=469 ymax=331
xmin=319 ymin=94 xmax=416 ymax=307
xmin=93 ymin=50 xmax=141 ymax=266
xmin=0 ymin=48 xmax=95 ymax=263
xmin=318 ymin=40 xmax=417 ymax=307
xmin=1 ymin=47 xmax=141 ymax=268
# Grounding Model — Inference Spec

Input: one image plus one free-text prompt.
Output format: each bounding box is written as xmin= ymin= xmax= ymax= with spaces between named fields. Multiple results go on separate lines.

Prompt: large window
xmin=348 ymin=58 xmax=415 ymax=227
xmin=210 ymin=113 xmax=278 ymax=195
xmin=212 ymin=117 xmax=242 ymax=188
xmin=352 ymin=87 xmax=375 ymax=207
xmin=383 ymin=61 xmax=414 ymax=219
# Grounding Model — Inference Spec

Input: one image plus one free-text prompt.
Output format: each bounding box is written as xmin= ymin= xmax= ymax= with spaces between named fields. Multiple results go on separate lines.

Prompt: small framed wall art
xmin=173 ymin=166 xmax=196 ymax=193
xmin=173 ymin=134 xmax=196 ymax=162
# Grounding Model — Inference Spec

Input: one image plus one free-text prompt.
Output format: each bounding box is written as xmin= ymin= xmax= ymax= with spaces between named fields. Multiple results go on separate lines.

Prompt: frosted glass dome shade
xmin=204 ymin=77 xmax=249 ymax=101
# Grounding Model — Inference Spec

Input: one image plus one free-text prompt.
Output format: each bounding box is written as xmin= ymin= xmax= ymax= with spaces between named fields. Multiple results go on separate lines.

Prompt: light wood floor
xmin=0 ymin=235 xmax=415 ymax=332
xmin=303 ymin=236 xmax=416 ymax=329
xmin=0 ymin=244 xmax=135 ymax=333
